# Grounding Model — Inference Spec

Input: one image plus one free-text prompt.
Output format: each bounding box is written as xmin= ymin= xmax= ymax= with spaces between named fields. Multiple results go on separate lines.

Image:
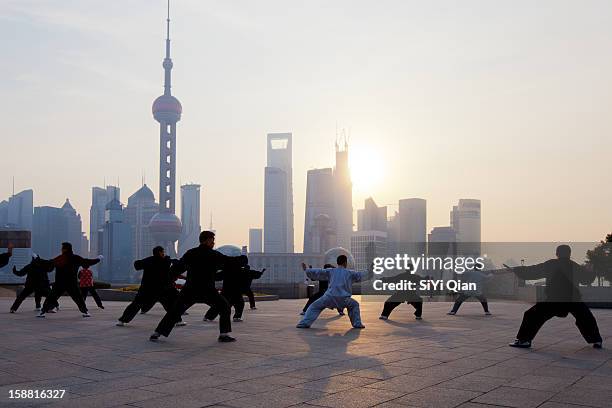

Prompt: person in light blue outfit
xmin=297 ymin=254 xmax=368 ymax=329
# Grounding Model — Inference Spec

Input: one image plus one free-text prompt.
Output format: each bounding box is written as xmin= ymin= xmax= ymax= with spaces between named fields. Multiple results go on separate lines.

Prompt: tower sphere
xmin=152 ymin=95 xmax=182 ymax=123
xmin=148 ymin=212 xmax=182 ymax=243
xmin=324 ymin=247 xmax=355 ymax=269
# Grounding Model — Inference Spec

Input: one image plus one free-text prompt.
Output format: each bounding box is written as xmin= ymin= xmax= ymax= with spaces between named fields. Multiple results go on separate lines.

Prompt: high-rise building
xmin=398 ymin=198 xmax=427 ymax=255
xmin=264 ymin=133 xmax=294 ymax=253
xmin=333 ymin=138 xmax=353 ymax=250
xmin=125 ymin=184 xmax=158 ymax=261
xmin=264 ymin=167 xmax=288 ymax=253
xmin=351 ymin=230 xmax=387 ymax=273
xmin=357 ymin=197 xmax=387 ymax=232
xmin=7 ymin=189 xmax=33 ymax=230
xmin=32 ymin=199 xmax=85 ymax=259
xmin=149 ymin=3 xmax=183 ymax=257
xmin=61 ymin=199 xmax=86 ymax=255
xmin=178 ymin=184 xmax=201 ymax=255
xmin=303 ymin=168 xmax=336 ymax=254
xmin=90 ymin=185 xmax=120 ymax=257
xmin=249 ymin=228 xmax=263 ymax=253
xmin=428 ymin=226 xmax=457 ymax=256
xmin=101 ymin=198 xmax=132 ymax=283
xmin=451 ymin=199 xmax=481 ymax=255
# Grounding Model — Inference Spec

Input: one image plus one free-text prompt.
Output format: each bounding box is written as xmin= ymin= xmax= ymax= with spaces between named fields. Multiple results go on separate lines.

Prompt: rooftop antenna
xmin=12 ymin=176 xmax=15 ymax=197
xmin=209 ymin=212 xmax=213 ymax=230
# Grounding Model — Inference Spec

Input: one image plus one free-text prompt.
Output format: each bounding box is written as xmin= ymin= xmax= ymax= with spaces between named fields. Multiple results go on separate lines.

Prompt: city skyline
xmin=2 ymin=0 xmax=612 ymax=248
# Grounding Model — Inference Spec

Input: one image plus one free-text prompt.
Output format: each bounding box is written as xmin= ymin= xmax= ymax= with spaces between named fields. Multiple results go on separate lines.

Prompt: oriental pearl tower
xmin=148 ymin=0 xmax=182 ymax=257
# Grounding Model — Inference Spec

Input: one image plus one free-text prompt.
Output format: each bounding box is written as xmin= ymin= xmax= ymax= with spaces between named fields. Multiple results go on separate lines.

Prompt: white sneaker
xmin=116 ymin=321 xmax=127 ymax=327
xmin=447 ymin=311 xmax=456 ymax=315
xmin=379 ymin=315 xmax=388 ymax=320
xmin=485 ymin=311 xmax=492 ymax=316
xmin=175 ymin=321 xmax=187 ymax=327
xmin=82 ymin=312 xmax=91 ymax=318
xmin=233 ymin=317 xmax=243 ymax=322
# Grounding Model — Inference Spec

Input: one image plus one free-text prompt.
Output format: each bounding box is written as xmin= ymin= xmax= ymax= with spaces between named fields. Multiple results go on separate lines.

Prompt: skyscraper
xmin=149 ymin=2 xmax=182 ymax=257
xmin=89 ymin=185 xmax=119 ymax=257
xmin=398 ymin=198 xmax=427 ymax=255
xmin=357 ymin=197 xmax=387 ymax=233
xmin=248 ymin=228 xmax=263 ymax=253
xmin=7 ymin=189 xmax=33 ymax=230
xmin=264 ymin=133 xmax=293 ymax=253
xmin=32 ymin=199 xmax=85 ymax=259
xmin=451 ymin=199 xmax=481 ymax=255
xmin=101 ymin=198 xmax=132 ymax=283
xmin=333 ymin=138 xmax=353 ymax=250
xmin=125 ymin=184 xmax=158 ymax=261
xmin=351 ymin=231 xmax=387 ymax=273
xmin=303 ymin=168 xmax=335 ymax=254
xmin=178 ymin=183 xmax=201 ymax=255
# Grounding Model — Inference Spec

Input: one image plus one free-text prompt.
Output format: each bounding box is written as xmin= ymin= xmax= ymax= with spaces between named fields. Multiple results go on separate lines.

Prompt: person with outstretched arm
xmin=10 ymin=255 xmax=53 ymax=312
xmin=301 ymin=264 xmax=345 ymax=316
xmin=447 ymin=268 xmax=493 ymax=316
xmin=204 ymin=264 xmax=264 ymax=322
xmin=297 ymin=254 xmax=370 ymax=329
xmin=379 ymin=265 xmax=425 ymax=321
xmin=116 ymin=246 xmax=185 ymax=327
xmin=149 ymin=231 xmax=247 ymax=343
xmin=38 ymin=242 xmax=102 ymax=318
xmin=506 ymin=244 xmax=602 ymax=349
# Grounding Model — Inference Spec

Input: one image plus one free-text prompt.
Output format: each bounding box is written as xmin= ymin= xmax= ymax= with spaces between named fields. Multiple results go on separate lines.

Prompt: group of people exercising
xmin=2 ymin=236 xmax=603 ymax=349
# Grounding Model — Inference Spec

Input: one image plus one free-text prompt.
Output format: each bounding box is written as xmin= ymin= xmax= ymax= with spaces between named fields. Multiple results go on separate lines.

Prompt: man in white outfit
xmin=297 ymin=255 xmax=368 ymax=329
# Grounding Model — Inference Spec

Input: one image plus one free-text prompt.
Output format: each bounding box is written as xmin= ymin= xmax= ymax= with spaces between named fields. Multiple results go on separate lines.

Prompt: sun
xmin=349 ymin=144 xmax=385 ymax=194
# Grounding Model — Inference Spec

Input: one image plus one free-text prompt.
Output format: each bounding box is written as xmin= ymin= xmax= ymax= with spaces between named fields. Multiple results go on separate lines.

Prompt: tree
xmin=585 ymin=234 xmax=612 ymax=286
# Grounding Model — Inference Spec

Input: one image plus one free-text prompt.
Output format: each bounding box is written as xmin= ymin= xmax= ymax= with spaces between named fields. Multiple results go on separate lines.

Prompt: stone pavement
xmin=1 ymin=297 xmax=612 ymax=408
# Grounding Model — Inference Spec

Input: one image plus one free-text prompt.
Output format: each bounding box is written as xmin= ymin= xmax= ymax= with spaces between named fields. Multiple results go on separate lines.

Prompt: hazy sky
xmin=2 ymin=0 xmax=611 ymax=248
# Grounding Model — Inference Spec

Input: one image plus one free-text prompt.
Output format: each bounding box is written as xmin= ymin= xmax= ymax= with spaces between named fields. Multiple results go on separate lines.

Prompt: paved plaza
xmin=1 ymin=297 xmax=612 ymax=408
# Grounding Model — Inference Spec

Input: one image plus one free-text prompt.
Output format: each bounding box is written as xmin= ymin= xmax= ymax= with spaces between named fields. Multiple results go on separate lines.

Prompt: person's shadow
xmin=293 ymin=327 xmax=388 ymax=393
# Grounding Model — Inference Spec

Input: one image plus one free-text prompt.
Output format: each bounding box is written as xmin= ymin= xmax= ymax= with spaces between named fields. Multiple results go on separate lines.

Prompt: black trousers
xmin=156 ymin=288 xmax=231 ymax=337
xmin=381 ymin=298 xmax=423 ymax=318
xmin=80 ymin=287 xmax=103 ymax=308
xmin=245 ymin=289 xmax=256 ymax=308
xmin=516 ymin=302 xmax=602 ymax=344
xmin=205 ymin=290 xmax=244 ymax=320
xmin=119 ymin=287 xmax=179 ymax=323
xmin=41 ymin=281 xmax=88 ymax=314
xmin=11 ymin=285 xmax=50 ymax=311
xmin=450 ymin=293 xmax=489 ymax=313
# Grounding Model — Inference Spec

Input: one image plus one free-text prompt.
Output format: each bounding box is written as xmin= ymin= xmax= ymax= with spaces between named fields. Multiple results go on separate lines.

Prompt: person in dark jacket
xmin=150 ymin=231 xmax=247 ymax=342
xmin=204 ymin=264 xmax=264 ymax=322
xmin=0 ymin=243 xmax=13 ymax=268
xmin=507 ymin=244 xmax=602 ymax=349
xmin=10 ymin=256 xmax=53 ymax=312
xmin=38 ymin=242 xmax=102 ymax=318
xmin=116 ymin=246 xmax=184 ymax=326
xmin=379 ymin=266 xmax=425 ymax=321
xmin=301 ymin=264 xmax=344 ymax=316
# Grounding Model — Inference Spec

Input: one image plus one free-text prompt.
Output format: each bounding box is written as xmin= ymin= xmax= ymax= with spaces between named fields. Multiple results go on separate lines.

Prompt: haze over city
xmin=2 ymin=0 xmax=612 ymax=248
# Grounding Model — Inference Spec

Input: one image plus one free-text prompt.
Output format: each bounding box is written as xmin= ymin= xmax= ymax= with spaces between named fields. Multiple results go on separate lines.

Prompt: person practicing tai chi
xmin=379 ymin=266 xmax=424 ymax=321
xmin=38 ymin=242 xmax=102 ymax=318
xmin=296 ymin=255 xmax=370 ymax=329
xmin=244 ymin=267 xmax=264 ymax=310
xmin=116 ymin=246 xmax=185 ymax=327
xmin=149 ymin=231 xmax=247 ymax=343
xmin=301 ymin=264 xmax=344 ymax=316
xmin=10 ymin=255 xmax=53 ymax=312
xmin=204 ymin=263 xmax=264 ymax=322
xmin=447 ymin=268 xmax=493 ymax=316
xmin=78 ymin=265 xmax=104 ymax=310
xmin=506 ymin=244 xmax=602 ymax=349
